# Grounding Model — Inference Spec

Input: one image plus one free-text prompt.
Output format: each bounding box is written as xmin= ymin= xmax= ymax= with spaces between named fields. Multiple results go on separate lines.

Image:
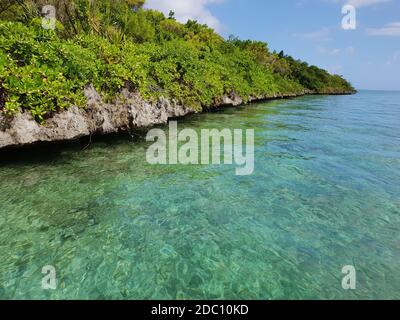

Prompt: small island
xmin=0 ymin=0 xmax=355 ymax=149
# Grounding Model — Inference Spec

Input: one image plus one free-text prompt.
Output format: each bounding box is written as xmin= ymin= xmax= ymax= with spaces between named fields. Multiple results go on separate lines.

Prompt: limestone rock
xmin=0 ymin=87 xmax=196 ymax=149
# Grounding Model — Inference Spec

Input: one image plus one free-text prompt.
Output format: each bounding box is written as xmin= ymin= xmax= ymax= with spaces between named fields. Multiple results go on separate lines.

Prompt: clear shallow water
xmin=0 ymin=90 xmax=399 ymax=299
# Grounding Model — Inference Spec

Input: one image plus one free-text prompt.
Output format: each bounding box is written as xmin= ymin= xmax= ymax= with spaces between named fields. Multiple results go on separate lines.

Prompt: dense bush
xmin=0 ymin=0 xmax=354 ymax=122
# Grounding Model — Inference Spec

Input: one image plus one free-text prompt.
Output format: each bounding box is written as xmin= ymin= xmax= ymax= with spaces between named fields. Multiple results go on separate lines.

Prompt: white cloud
xmin=145 ymin=0 xmax=224 ymax=32
xmin=317 ymin=46 xmax=355 ymax=56
xmin=294 ymin=27 xmax=332 ymax=41
xmin=326 ymin=64 xmax=343 ymax=74
xmin=386 ymin=51 xmax=400 ymax=65
xmin=367 ymin=22 xmax=400 ymax=36
xmin=345 ymin=0 xmax=391 ymax=7
xmin=346 ymin=46 xmax=356 ymax=54
xmin=330 ymin=0 xmax=391 ymax=7
xmin=318 ymin=46 xmax=341 ymax=55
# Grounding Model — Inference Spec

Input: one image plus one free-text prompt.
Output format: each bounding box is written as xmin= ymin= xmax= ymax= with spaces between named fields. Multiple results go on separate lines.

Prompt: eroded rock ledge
xmin=0 ymin=86 xmax=355 ymax=149
xmin=0 ymin=86 xmax=195 ymax=149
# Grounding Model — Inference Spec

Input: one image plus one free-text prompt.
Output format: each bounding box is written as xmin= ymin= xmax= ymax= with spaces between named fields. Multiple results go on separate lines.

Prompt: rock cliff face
xmin=0 ymin=86 xmax=194 ymax=149
xmin=0 ymin=86 xmax=355 ymax=149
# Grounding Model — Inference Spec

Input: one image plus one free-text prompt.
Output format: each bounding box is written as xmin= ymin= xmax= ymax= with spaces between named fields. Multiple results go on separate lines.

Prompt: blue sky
xmin=146 ymin=0 xmax=400 ymax=91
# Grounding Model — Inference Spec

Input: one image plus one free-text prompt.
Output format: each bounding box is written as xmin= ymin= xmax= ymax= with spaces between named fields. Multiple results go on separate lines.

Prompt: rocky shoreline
xmin=0 ymin=85 xmax=355 ymax=150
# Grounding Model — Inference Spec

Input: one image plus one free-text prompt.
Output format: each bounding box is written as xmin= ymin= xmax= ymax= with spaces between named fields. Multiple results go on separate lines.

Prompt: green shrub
xmin=0 ymin=1 xmax=354 ymax=123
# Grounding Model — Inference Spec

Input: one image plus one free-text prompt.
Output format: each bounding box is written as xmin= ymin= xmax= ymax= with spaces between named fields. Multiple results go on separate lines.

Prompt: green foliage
xmin=0 ymin=1 xmax=355 ymax=122
xmin=125 ymin=9 xmax=156 ymax=43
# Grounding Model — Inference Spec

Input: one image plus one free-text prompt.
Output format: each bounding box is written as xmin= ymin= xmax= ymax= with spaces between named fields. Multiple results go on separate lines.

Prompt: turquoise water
xmin=0 ymin=90 xmax=399 ymax=299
